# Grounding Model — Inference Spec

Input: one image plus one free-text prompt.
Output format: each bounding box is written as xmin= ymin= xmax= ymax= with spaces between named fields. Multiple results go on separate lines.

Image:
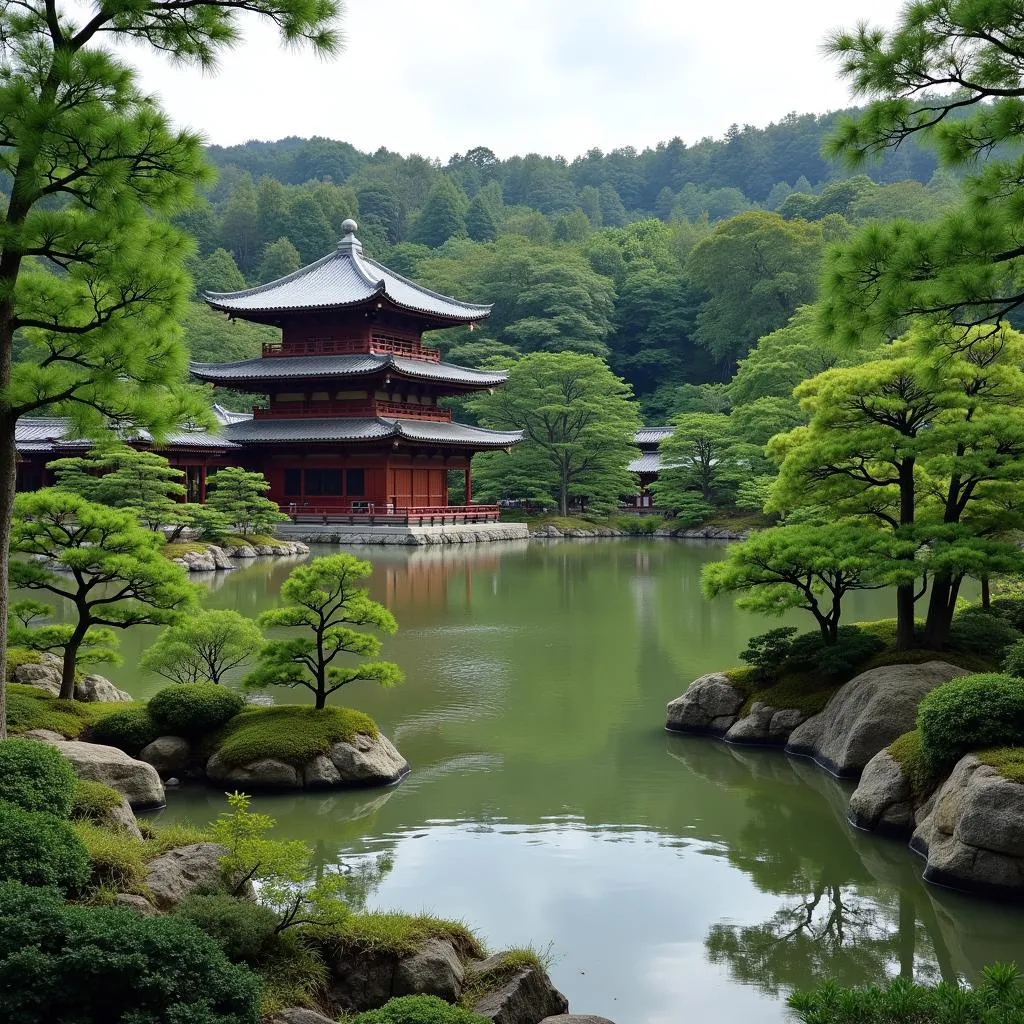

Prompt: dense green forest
xmin=183 ymin=107 xmax=964 ymax=421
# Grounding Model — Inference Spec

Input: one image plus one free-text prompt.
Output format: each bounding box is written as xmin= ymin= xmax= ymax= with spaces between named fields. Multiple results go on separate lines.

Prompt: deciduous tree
xmin=140 ymin=609 xmax=264 ymax=686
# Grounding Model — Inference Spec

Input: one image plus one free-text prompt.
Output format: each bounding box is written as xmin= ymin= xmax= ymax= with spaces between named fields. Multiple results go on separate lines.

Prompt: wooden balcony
xmin=280 ymin=503 xmax=500 ymax=525
xmin=255 ymin=400 xmax=452 ymax=421
xmin=262 ymin=335 xmax=442 ymax=362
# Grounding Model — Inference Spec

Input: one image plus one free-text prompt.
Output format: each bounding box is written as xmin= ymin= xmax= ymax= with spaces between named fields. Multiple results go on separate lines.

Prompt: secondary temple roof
xmin=190 ymin=354 xmax=508 ymax=388
xmin=205 ymin=220 xmax=492 ymax=325
xmin=221 ymin=416 xmax=522 ymax=448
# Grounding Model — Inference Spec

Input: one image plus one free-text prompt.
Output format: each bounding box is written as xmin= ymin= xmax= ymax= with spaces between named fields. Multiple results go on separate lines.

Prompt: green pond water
xmin=56 ymin=540 xmax=1024 ymax=1022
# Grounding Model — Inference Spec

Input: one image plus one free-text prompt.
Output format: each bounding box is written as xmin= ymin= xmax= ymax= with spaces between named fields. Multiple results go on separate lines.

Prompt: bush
xmin=671 ymin=494 xmax=715 ymax=527
xmin=948 ymin=607 xmax=1021 ymax=662
xmin=88 ymin=705 xmax=161 ymax=754
xmin=177 ymin=893 xmax=280 ymax=965
xmin=0 ymin=738 xmax=76 ymax=816
xmin=1002 ymin=639 xmax=1024 ymax=678
xmin=353 ymin=996 xmax=489 ymax=1024
xmin=788 ymin=962 xmax=1024 ymax=1023
xmin=0 ymin=804 xmax=90 ymax=893
xmin=72 ymin=820 xmax=147 ymax=892
xmin=784 ymin=626 xmax=885 ymax=678
xmin=0 ymin=881 xmax=260 ymax=1024
xmin=990 ymin=596 xmax=1024 ymax=632
xmin=739 ymin=627 xmax=797 ymax=682
xmin=148 ymin=683 xmax=244 ymax=737
xmin=917 ymin=673 xmax=1024 ymax=774
xmin=70 ymin=779 xmax=124 ymax=823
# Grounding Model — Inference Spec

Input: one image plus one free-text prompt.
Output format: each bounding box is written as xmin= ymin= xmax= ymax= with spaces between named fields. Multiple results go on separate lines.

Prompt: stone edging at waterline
xmin=529 ymin=524 xmax=748 ymax=540
xmin=664 ymin=662 xmax=1024 ymax=903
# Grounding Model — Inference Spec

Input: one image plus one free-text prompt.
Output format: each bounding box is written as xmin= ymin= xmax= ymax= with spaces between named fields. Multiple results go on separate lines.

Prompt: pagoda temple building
xmin=192 ymin=220 xmax=521 ymax=520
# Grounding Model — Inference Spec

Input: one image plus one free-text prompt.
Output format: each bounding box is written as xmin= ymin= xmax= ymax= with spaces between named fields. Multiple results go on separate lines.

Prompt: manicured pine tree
xmin=205 ymin=468 xmax=287 ymax=539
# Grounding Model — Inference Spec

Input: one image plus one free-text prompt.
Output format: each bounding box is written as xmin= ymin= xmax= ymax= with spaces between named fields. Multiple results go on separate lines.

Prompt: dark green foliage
xmin=948 ymin=608 xmax=1022 ymax=663
xmin=789 ymin=962 xmax=1024 ymax=1024
xmin=148 ymin=683 xmax=244 ymax=737
xmin=917 ymin=674 xmax=1024 ymax=774
xmin=784 ymin=626 xmax=885 ymax=678
xmin=5 ymin=684 xmax=103 ymax=738
xmin=0 ymin=738 xmax=76 ymax=816
xmin=353 ymin=995 xmax=488 ymax=1024
xmin=1003 ymin=640 xmax=1024 ymax=679
xmin=0 ymin=805 xmax=91 ymax=892
xmin=739 ymin=628 xmax=797 ymax=683
xmin=0 ymin=881 xmax=260 ymax=1024
xmin=177 ymin=893 xmax=280 ymax=965
xmin=89 ymin=706 xmax=161 ymax=755
xmin=991 ymin=597 xmax=1024 ymax=633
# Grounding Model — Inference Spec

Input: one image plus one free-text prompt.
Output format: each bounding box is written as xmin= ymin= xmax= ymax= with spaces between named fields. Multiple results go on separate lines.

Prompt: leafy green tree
xmin=205 ymin=468 xmax=286 ymax=538
xmin=686 ymin=212 xmax=826 ymax=365
xmin=357 ymin=184 xmax=406 ymax=244
xmin=284 ymin=193 xmax=335 ymax=264
xmin=466 ymin=192 xmax=499 ymax=242
xmin=10 ymin=491 xmax=198 ymax=699
xmin=181 ymin=303 xmax=276 ymax=365
xmin=256 ymin=237 xmax=302 ymax=284
xmin=246 ymin=555 xmax=403 ymax=709
xmin=218 ymin=175 xmax=259 ymax=272
xmin=48 ymin=447 xmax=187 ymax=532
xmin=468 ymin=353 xmax=641 ymax=515
xmin=413 ymin=178 xmax=468 ymax=248
xmin=255 ymin=176 xmax=290 ymax=251
xmin=191 ymin=248 xmax=247 ymax=294
xmin=140 ymin=609 xmax=264 ymax=686
xmin=702 ymin=523 xmax=888 ymax=642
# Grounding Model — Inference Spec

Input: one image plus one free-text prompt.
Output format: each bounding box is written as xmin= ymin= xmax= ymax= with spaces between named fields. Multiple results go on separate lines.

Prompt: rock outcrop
xmin=138 ymin=735 xmax=192 ymax=777
xmin=665 ymin=673 xmax=745 ymax=735
xmin=268 ymin=1011 xmax=337 ymax=1024
xmin=12 ymin=653 xmax=63 ymax=695
xmin=172 ymin=540 xmax=309 ymax=571
xmin=206 ymin=751 xmax=301 ymax=789
xmin=912 ymin=754 xmax=1024 ymax=898
xmin=785 ymin=661 xmax=968 ymax=778
xmin=74 ymin=674 xmax=133 ymax=703
xmin=848 ymin=748 xmax=917 ymax=836
xmin=144 ymin=842 xmax=233 ymax=911
xmin=43 ymin=738 xmax=165 ymax=809
xmin=724 ymin=701 xmax=808 ymax=746
xmin=469 ymin=953 xmax=570 ymax=1024
xmin=540 ymin=1018 xmax=617 ymax=1024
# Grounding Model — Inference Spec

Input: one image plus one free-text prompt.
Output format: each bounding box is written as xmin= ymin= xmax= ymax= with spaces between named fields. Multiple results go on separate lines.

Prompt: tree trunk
xmin=982 ymin=576 xmax=991 ymax=610
xmin=922 ymin=573 xmax=964 ymax=651
xmin=0 ymin=417 xmax=15 ymax=738
xmin=895 ymin=460 xmax=917 ymax=651
xmin=315 ymin=687 xmax=326 ymax=710
xmin=60 ymin=622 xmax=89 ymax=701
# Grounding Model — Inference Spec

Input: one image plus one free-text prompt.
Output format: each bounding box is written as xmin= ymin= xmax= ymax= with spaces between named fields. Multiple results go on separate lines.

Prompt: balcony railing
xmin=262 ymin=336 xmax=442 ymax=362
xmin=280 ymin=503 xmax=500 ymax=525
xmin=255 ymin=400 xmax=452 ymax=421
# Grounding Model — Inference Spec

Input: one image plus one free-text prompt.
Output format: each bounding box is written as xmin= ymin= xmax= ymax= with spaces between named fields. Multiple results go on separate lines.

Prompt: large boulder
xmin=74 ymin=674 xmax=133 ymax=703
xmin=99 ymin=792 xmax=144 ymax=840
xmin=43 ymin=739 xmax=165 ymax=809
xmin=268 ymin=1011 xmax=336 ymax=1024
xmin=912 ymin=755 xmax=1024 ymax=898
xmin=13 ymin=653 xmax=63 ymax=696
xmin=328 ymin=732 xmax=409 ymax=786
xmin=138 ymin=735 xmax=192 ymax=777
xmin=848 ymin=748 xmax=916 ymax=836
xmin=785 ymin=662 xmax=968 ymax=779
xmin=144 ymin=842 xmax=232 ymax=911
xmin=540 ymin=1018 xmax=617 ymax=1024
xmin=469 ymin=953 xmax=569 ymax=1024
xmin=205 ymin=750 xmax=301 ymax=789
xmin=665 ymin=673 xmax=746 ymax=735
xmin=724 ymin=701 xmax=808 ymax=746
xmin=176 ymin=548 xmax=217 ymax=572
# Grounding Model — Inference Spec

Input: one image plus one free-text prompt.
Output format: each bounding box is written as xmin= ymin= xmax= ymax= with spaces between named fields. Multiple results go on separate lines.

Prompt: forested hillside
xmin=182 ymin=108 xmax=962 ymax=418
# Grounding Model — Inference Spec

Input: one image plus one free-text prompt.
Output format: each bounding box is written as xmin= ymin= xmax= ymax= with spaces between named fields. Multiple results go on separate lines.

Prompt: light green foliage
xmin=685 ymin=212 xmax=826 ymax=364
xmin=789 ymin=962 xmax=1024 ymax=1024
xmin=702 ymin=523 xmax=890 ymax=642
xmin=257 ymin=237 xmax=302 ymax=283
xmin=734 ymin=475 xmax=777 ymax=515
xmin=668 ymin=494 xmax=715 ymax=527
xmin=334 ymin=911 xmax=483 ymax=959
xmin=0 ymin=804 xmax=91 ymax=893
xmin=0 ymin=738 xmax=77 ymax=816
xmin=205 ymin=468 xmax=287 ymax=538
xmin=72 ymin=820 xmax=148 ymax=893
xmin=148 ymin=682 xmax=245 ymax=736
xmin=4 ymin=684 xmax=119 ymax=738
xmin=70 ymin=779 xmax=125 ymax=824
xmin=186 ymin=504 xmax=235 ymax=542
xmin=10 ymin=491 xmax=199 ymax=699
xmin=49 ymin=447 xmax=188 ymax=532
xmin=917 ymin=674 xmax=1024 ymax=774
xmin=181 ymin=302 xmax=276 ymax=364
xmin=469 ymin=352 xmax=641 ymax=515
xmin=192 ymin=247 xmax=246 ymax=293
xmin=887 ymin=729 xmax=937 ymax=797
xmin=141 ymin=611 xmax=263 ymax=686
xmin=353 ymin=996 xmax=489 ymax=1024
xmin=414 ymin=178 xmax=469 ymax=248
xmin=214 ymin=705 xmax=378 ymax=767
xmin=977 ymin=748 xmax=1024 ymax=785
xmin=246 ymin=554 xmax=401 ymax=708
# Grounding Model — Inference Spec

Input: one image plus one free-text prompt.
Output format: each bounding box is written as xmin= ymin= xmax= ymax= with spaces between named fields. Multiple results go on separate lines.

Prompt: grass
xmin=256 ymin=930 xmax=329 ymax=1017
xmin=72 ymin=820 xmax=148 ymax=894
xmin=5 ymin=684 xmax=136 ymax=738
xmin=977 ymin=747 xmax=1024 ymax=784
xmin=329 ymin=911 xmax=483 ymax=962
xmin=225 ymin=533 xmax=280 ymax=548
xmin=161 ymin=542 xmax=208 ymax=559
xmin=70 ymin=779 xmax=125 ymax=823
xmin=458 ymin=946 xmax=555 ymax=1010
xmin=213 ymin=705 xmax=379 ymax=768
xmin=887 ymin=729 xmax=939 ymax=797
xmin=141 ymin=821 xmax=212 ymax=858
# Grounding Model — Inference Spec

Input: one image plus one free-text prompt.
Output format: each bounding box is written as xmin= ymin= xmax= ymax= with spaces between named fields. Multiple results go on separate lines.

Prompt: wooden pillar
xmin=199 ymin=462 xmax=207 ymax=503
xmin=464 ymin=464 xmax=472 ymax=506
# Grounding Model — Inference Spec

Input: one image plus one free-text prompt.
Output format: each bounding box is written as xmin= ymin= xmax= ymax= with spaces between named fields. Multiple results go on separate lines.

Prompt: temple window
xmin=284 ymin=469 xmax=302 ymax=496
xmin=304 ymin=469 xmax=342 ymax=496
xmin=345 ymin=468 xmax=365 ymax=497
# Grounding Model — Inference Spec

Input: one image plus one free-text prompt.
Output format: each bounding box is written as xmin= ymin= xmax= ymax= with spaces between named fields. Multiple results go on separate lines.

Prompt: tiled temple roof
xmin=191 ymin=354 xmax=508 ymax=388
xmin=635 ymin=426 xmax=674 ymax=447
xmin=205 ymin=221 xmax=491 ymax=325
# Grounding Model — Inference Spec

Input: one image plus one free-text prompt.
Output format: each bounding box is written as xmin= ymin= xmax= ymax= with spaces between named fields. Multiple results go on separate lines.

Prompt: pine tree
xmin=466 ymin=193 xmax=499 ymax=242
xmin=413 ymin=179 xmax=469 ymax=248
xmin=258 ymin=238 xmax=302 ymax=284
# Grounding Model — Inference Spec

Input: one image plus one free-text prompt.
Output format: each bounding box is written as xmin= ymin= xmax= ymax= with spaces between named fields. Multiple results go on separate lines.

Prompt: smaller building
xmin=628 ymin=426 xmax=674 ymax=508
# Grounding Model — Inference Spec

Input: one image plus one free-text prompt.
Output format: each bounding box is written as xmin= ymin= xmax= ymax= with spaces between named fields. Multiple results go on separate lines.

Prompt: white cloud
xmin=113 ymin=0 xmax=902 ymax=158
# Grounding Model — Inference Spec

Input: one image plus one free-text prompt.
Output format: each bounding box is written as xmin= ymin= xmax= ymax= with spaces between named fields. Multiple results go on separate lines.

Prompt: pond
xmin=64 ymin=540 xmax=1024 ymax=1023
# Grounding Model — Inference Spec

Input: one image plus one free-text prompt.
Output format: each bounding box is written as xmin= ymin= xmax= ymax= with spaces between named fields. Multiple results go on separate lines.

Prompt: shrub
xmin=948 ymin=607 xmax=1021 ymax=662
xmin=176 ymin=893 xmax=280 ymax=965
xmin=148 ymin=682 xmax=244 ymax=737
xmin=990 ymin=596 xmax=1024 ymax=632
xmin=0 ymin=738 xmax=76 ymax=816
xmin=0 ymin=804 xmax=90 ymax=892
xmin=353 ymin=996 xmax=489 ymax=1024
xmin=671 ymin=494 xmax=715 ymax=527
xmin=1002 ymin=639 xmax=1024 ymax=678
xmin=788 ymin=962 xmax=1024 ymax=1023
xmin=784 ymin=626 xmax=885 ymax=678
xmin=88 ymin=705 xmax=161 ymax=754
xmin=0 ymin=881 xmax=260 ymax=1024
xmin=72 ymin=820 xmax=147 ymax=893
xmin=70 ymin=779 xmax=124 ymax=823
xmin=739 ymin=627 xmax=797 ymax=682
xmin=917 ymin=674 xmax=1024 ymax=774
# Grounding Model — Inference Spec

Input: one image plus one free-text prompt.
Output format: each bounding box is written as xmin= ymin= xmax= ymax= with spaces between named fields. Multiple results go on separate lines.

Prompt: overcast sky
xmin=118 ymin=0 xmax=903 ymax=160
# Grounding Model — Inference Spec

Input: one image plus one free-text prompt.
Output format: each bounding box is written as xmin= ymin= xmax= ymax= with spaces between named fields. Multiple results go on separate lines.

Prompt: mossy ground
xmin=225 ymin=533 xmax=280 ymax=548
xmin=329 ymin=911 xmax=483 ymax=961
xmin=887 ymin=729 xmax=939 ymax=797
xmin=5 ymin=684 xmax=140 ymax=738
xmin=977 ymin=747 xmax=1024 ymax=784
xmin=213 ymin=704 xmax=379 ymax=768
xmin=70 ymin=779 xmax=124 ymax=822
xmin=161 ymin=541 xmax=208 ymax=559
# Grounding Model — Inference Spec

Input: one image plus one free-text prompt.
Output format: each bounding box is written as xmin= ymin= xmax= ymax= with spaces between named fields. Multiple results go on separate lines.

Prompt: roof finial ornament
xmin=342 ymin=218 xmax=358 ymax=235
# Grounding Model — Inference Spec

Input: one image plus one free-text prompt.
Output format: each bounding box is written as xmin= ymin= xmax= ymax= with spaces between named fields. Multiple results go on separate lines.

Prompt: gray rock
xmin=848 ymin=748 xmax=915 ymax=836
xmin=254 ymin=544 xmax=276 ymax=555
xmin=99 ymin=793 xmax=144 ymax=840
xmin=394 ymin=938 xmax=465 ymax=1002
xmin=139 ymin=735 xmax=192 ymax=777
xmin=19 ymin=728 xmax=67 ymax=741
xmin=724 ymin=701 xmax=807 ymax=745
xmin=43 ymin=739 xmax=165 ymax=809
xmin=144 ymin=842 xmax=230 ymax=910
xmin=179 ymin=549 xmax=217 ymax=572
xmin=233 ymin=544 xmax=258 ymax=558
xmin=13 ymin=653 xmax=63 ymax=696
xmin=206 ymin=750 xmax=302 ymax=789
xmin=469 ymin=953 xmax=569 ymax=1024
xmin=74 ymin=674 xmax=133 ymax=703
xmin=540 ymin=1018 xmax=617 ymax=1024
xmin=785 ymin=661 xmax=969 ymax=779
xmin=113 ymin=893 xmax=157 ymax=916
xmin=207 ymin=545 xmax=235 ymax=570
xmin=665 ymin=673 xmax=745 ymax=735
xmin=913 ymin=755 xmax=1024 ymax=897
xmin=303 ymin=753 xmax=342 ymax=788
xmin=328 ymin=732 xmax=409 ymax=785
xmin=267 ymin=1011 xmax=336 ymax=1024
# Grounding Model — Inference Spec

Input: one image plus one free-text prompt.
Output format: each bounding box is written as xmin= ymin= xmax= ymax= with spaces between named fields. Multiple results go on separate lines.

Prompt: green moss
xmin=72 ymin=820 xmax=149 ymax=894
xmin=214 ymin=705 xmax=378 ymax=768
xmin=865 ymin=648 xmax=996 ymax=674
xmin=330 ymin=912 xmax=483 ymax=962
xmin=70 ymin=779 xmax=124 ymax=823
xmin=5 ymin=684 xmax=133 ymax=738
xmin=225 ymin=533 xmax=279 ymax=548
xmin=887 ymin=729 xmax=938 ymax=797
xmin=161 ymin=542 xmax=208 ymax=559
xmin=977 ymin=747 xmax=1024 ymax=784
xmin=5 ymin=646 xmax=42 ymax=681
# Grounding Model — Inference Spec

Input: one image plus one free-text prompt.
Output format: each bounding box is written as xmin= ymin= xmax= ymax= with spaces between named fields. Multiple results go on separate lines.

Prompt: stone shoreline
xmin=530 ymin=524 xmax=748 ymax=540
xmin=171 ymin=540 xmax=309 ymax=572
